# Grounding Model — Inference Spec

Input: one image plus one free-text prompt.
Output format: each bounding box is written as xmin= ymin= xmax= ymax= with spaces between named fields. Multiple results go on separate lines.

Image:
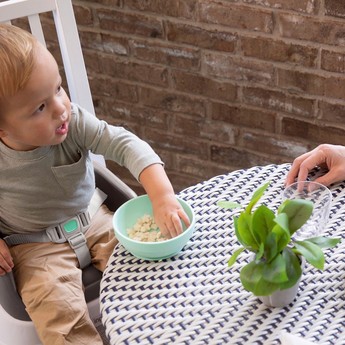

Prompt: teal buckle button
xmin=63 ymin=219 xmax=78 ymax=233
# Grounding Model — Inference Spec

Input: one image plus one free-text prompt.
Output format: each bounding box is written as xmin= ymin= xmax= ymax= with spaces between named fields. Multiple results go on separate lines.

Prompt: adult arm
xmin=285 ymin=144 xmax=345 ymax=186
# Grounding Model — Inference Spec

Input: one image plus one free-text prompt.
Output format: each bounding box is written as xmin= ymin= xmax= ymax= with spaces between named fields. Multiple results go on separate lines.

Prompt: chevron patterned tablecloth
xmin=100 ymin=164 xmax=345 ymax=345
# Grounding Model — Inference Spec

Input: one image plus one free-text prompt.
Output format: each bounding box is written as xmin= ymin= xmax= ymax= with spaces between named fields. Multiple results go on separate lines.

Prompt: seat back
xmin=0 ymin=0 xmax=95 ymax=116
xmin=0 ymin=1 xmax=136 ymax=340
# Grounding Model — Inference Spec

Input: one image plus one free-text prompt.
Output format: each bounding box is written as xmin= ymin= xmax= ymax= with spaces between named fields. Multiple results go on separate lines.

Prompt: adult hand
xmin=0 ymin=239 xmax=14 ymax=276
xmin=285 ymin=144 xmax=345 ymax=186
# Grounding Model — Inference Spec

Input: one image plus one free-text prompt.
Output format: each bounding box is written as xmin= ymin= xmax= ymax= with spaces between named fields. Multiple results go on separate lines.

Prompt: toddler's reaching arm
xmin=139 ymin=164 xmax=191 ymax=239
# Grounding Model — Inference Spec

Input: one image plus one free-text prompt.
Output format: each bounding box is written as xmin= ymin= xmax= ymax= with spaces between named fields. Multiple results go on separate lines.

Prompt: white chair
xmin=0 ymin=1 xmax=136 ymax=344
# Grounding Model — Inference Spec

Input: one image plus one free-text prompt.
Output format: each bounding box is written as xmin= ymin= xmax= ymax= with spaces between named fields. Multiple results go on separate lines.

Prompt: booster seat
xmin=0 ymin=1 xmax=137 ymax=343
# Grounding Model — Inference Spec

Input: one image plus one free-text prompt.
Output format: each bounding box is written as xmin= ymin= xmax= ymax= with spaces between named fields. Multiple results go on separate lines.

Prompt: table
xmin=100 ymin=164 xmax=345 ymax=345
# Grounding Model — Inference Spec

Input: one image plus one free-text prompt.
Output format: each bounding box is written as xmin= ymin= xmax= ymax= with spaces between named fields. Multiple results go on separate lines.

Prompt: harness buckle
xmin=45 ymin=213 xmax=92 ymax=268
xmin=68 ymin=232 xmax=87 ymax=249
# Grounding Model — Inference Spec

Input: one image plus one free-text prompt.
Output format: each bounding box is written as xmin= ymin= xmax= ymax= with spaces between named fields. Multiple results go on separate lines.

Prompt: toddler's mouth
xmin=56 ymin=122 xmax=68 ymax=135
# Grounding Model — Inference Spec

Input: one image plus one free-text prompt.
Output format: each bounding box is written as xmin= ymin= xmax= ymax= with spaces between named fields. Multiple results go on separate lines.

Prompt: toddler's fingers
xmin=178 ymin=209 xmax=191 ymax=227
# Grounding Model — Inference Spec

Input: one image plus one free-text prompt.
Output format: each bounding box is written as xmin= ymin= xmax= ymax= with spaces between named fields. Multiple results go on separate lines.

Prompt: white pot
xmin=258 ymin=257 xmax=305 ymax=308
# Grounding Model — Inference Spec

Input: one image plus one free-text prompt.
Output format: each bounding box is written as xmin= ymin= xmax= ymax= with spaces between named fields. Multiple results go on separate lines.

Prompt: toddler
xmin=0 ymin=24 xmax=189 ymax=345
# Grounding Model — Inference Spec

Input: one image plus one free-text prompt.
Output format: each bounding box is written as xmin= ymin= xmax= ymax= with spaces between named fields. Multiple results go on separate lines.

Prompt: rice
xmin=127 ymin=214 xmax=167 ymax=242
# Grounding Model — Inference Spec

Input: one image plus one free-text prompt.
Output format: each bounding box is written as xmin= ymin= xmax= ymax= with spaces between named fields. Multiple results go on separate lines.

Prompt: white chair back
xmin=0 ymin=0 xmax=95 ymax=116
xmin=0 ymin=1 xmax=103 ymax=344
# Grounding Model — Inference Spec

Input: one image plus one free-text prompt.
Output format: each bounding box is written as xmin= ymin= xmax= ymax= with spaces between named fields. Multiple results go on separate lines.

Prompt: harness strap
xmin=4 ymin=188 xmax=107 ymax=269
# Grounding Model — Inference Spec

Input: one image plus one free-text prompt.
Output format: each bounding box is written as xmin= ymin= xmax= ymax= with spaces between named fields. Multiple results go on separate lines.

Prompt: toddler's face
xmin=0 ymin=43 xmax=71 ymax=151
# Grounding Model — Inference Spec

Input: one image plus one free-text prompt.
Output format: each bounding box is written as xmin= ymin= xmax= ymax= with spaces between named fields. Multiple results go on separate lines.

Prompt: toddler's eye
xmin=57 ymin=85 xmax=62 ymax=93
xmin=37 ymin=104 xmax=45 ymax=112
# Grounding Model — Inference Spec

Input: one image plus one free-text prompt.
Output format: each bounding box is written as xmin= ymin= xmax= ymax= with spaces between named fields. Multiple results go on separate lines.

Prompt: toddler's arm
xmin=0 ymin=239 xmax=14 ymax=276
xmin=139 ymin=164 xmax=191 ymax=239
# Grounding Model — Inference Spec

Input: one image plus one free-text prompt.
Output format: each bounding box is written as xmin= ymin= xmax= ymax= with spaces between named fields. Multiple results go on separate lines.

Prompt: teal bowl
xmin=113 ymin=194 xmax=195 ymax=261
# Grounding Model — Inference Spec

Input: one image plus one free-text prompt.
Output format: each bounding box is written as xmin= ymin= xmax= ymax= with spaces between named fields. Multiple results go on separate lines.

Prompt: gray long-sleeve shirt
xmin=0 ymin=103 xmax=162 ymax=235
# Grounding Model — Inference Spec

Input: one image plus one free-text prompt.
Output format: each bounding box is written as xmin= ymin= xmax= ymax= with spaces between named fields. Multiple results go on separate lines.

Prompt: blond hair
xmin=0 ymin=24 xmax=36 ymax=101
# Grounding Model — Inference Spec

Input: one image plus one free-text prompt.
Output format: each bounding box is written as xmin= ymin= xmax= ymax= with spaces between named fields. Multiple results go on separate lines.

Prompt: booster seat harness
xmin=3 ymin=188 xmax=107 ymax=269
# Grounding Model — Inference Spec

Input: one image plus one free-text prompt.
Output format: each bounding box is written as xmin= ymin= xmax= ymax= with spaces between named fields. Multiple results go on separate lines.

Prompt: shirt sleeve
xmin=70 ymin=103 xmax=163 ymax=181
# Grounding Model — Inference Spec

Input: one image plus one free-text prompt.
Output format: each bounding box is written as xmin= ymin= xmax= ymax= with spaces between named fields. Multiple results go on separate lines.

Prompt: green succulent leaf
xmin=271 ymin=223 xmax=290 ymax=257
xmin=278 ymin=199 xmax=313 ymax=234
xmin=264 ymin=232 xmax=278 ymax=263
xmin=255 ymin=242 xmax=265 ymax=261
xmin=279 ymin=248 xmax=302 ymax=290
xmin=306 ymin=236 xmax=341 ymax=249
xmin=245 ymin=182 xmax=270 ymax=214
xmin=217 ymin=201 xmax=242 ymax=209
xmin=236 ymin=212 xmax=258 ymax=249
xmin=228 ymin=247 xmax=245 ymax=267
xmin=240 ymin=261 xmax=279 ymax=296
xmin=274 ymin=213 xmax=290 ymax=233
xmin=251 ymin=205 xmax=275 ymax=245
xmin=262 ymin=253 xmax=288 ymax=284
xmin=293 ymin=240 xmax=325 ymax=270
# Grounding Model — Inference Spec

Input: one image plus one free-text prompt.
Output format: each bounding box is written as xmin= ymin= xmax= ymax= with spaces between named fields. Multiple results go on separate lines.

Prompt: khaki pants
xmin=10 ymin=205 xmax=117 ymax=345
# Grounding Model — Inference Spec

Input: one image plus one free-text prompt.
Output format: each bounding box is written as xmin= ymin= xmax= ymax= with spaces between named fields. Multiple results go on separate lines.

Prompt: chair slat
xmin=28 ymin=14 xmax=46 ymax=47
xmin=0 ymin=0 xmax=56 ymax=22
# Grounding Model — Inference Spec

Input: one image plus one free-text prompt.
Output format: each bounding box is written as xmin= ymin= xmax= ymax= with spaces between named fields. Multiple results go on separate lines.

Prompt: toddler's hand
xmin=0 ymin=239 xmax=14 ymax=276
xmin=152 ymin=194 xmax=191 ymax=239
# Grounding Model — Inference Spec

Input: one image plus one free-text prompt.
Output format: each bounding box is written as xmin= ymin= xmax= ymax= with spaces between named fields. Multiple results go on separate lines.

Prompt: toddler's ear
xmin=0 ymin=128 xmax=8 ymax=138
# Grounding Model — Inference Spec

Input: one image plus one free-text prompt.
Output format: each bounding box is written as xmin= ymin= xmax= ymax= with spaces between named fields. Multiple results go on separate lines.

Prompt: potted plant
xmin=218 ymin=182 xmax=341 ymax=307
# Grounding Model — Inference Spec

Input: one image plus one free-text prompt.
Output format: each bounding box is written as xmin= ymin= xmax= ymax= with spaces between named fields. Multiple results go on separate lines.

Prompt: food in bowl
xmin=113 ymin=194 xmax=195 ymax=261
xmin=127 ymin=214 xmax=167 ymax=242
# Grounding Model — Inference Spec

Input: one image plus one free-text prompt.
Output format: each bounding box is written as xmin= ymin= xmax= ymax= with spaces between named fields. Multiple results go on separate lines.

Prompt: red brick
xmin=131 ymin=40 xmax=200 ymax=70
xmin=97 ymin=9 xmax=163 ymax=38
xmin=177 ymin=155 xmax=234 ymax=180
xmin=78 ymin=30 xmax=103 ymax=51
xmin=83 ymin=51 xmax=102 ymax=74
xmin=325 ymin=0 xmax=345 ymax=19
xmin=321 ymin=49 xmax=345 ymax=73
xmin=204 ymin=53 xmax=275 ymax=86
xmin=242 ymin=0 xmax=319 ymax=14
xmin=171 ymin=70 xmax=237 ymax=101
xmin=242 ymin=132 xmax=311 ymax=159
xmin=124 ymin=0 xmax=198 ymax=20
xmin=277 ymin=68 xmax=345 ymax=100
xmin=211 ymin=102 xmax=277 ymax=132
xmin=242 ymin=87 xmax=315 ymax=117
xmin=199 ymin=1 xmax=274 ymax=33
xmin=80 ymin=0 xmax=121 ymax=6
xmin=100 ymin=100 xmax=170 ymax=130
xmin=139 ymin=87 xmax=206 ymax=116
xmin=318 ymin=101 xmax=345 ymax=123
xmin=210 ymin=145 xmax=275 ymax=168
xmin=242 ymin=36 xmax=318 ymax=68
xmin=73 ymin=4 xmax=93 ymax=26
xmin=174 ymin=114 xmax=238 ymax=143
xmin=281 ymin=117 xmax=345 ymax=145
xmin=101 ymin=56 xmax=169 ymax=87
xmin=165 ymin=21 xmax=238 ymax=52
xmin=199 ymin=120 xmax=238 ymax=144
xmin=101 ymin=34 xmax=129 ymax=55
xmin=144 ymin=128 xmax=209 ymax=158
xmin=89 ymin=76 xmax=138 ymax=102
xmin=278 ymin=13 xmax=345 ymax=46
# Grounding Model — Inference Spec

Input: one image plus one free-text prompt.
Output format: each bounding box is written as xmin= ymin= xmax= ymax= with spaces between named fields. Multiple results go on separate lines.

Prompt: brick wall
xmin=68 ymin=1 xmax=345 ymax=192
